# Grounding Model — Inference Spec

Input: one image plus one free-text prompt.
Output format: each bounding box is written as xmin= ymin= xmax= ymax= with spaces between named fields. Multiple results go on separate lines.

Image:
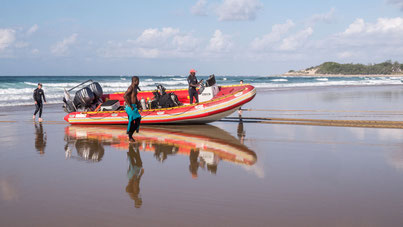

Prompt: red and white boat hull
xmin=64 ymin=84 xmax=256 ymax=125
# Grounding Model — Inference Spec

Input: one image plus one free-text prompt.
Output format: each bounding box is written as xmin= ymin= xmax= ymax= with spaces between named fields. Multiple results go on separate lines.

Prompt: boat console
xmin=199 ymin=74 xmax=219 ymax=103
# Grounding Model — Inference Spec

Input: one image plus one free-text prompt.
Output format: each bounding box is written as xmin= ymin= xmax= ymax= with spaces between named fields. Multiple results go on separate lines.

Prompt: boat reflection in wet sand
xmin=64 ymin=124 xmax=257 ymax=170
xmin=64 ymin=124 xmax=256 ymax=208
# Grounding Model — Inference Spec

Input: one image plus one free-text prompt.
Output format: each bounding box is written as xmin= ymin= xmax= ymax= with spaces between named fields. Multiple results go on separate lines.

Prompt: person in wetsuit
xmin=238 ymin=80 xmax=244 ymax=120
xmin=33 ymin=83 xmax=46 ymax=122
xmin=187 ymin=69 xmax=199 ymax=104
xmin=124 ymin=76 xmax=142 ymax=143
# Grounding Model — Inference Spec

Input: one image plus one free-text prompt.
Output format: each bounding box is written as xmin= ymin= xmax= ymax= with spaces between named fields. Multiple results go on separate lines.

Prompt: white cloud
xmin=249 ymin=21 xmax=312 ymax=53
xmin=343 ymin=18 xmax=365 ymax=35
xmin=217 ymin=0 xmax=263 ymax=21
xmin=191 ymin=0 xmax=208 ymax=16
xmin=207 ymin=29 xmax=233 ymax=52
xmin=278 ymin=27 xmax=313 ymax=51
xmin=31 ymin=48 xmax=39 ymax=55
xmin=51 ymin=33 xmax=78 ymax=56
xmin=251 ymin=20 xmax=295 ymax=50
xmin=0 ymin=29 xmax=16 ymax=51
xmin=337 ymin=51 xmax=356 ymax=59
xmin=343 ymin=17 xmax=403 ymax=36
xmin=99 ymin=27 xmax=201 ymax=59
xmin=308 ymin=8 xmax=335 ymax=25
xmin=27 ymin=24 xmax=39 ymax=36
xmin=135 ymin=27 xmax=180 ymax=47
xmin=172 ymin=34 xmax=201 ymax=52
xmin=303 ymin=16 xmax=403 ymax=65
xmin=99 ymin=27 xmax=235 ymax=59
xmin=388 ymin=0 xmax=403 ymax=10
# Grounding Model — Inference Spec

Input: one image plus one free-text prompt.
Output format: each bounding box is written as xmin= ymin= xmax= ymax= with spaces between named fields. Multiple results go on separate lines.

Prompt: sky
xmin=0 ymin=0 xmax=403 ymax=76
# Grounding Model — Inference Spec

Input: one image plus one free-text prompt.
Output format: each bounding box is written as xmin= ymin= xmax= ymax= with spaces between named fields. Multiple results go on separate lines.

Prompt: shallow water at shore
xmin=1 ymin=86 xmax=403 ymax=226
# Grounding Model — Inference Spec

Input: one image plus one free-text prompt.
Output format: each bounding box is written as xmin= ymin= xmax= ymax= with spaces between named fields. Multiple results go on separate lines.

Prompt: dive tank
xmin=140 ymin=98 xmax=147 ymax=110
xmin=147 ymin=98 xmax=152 ymax=109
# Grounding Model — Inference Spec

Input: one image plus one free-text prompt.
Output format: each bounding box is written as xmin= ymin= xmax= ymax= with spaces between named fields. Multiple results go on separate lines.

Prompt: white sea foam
xmin=271 ymin=79 xmax=288 ymax=82
xmin=0 ymin=93 xmax=64 ymax=102
xmin=2 ymin=77 xmax=403 ymax=107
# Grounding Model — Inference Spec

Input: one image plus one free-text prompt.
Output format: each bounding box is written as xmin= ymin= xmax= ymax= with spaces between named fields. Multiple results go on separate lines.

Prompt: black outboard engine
xmin=63 ymin=80 xmax=104 ymax=113
xmin=88 ymin=82 xmax=103 ymax=99
xmin=73 ymin=87 xmax=95 ymax=109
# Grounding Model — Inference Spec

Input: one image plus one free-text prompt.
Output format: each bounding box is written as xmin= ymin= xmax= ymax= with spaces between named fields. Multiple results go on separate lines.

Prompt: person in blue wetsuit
xmin=124 ymin=76 xmax=142 ymax=143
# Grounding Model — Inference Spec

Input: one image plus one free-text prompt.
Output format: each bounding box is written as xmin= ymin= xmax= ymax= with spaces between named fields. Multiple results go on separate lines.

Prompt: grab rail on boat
xmin=67 ymin=79 xmax=93 ymax=92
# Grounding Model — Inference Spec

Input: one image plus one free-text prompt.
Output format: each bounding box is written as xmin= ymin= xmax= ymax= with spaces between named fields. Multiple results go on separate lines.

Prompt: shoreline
xmin=1 ymin=84 xmax=403 ymax=110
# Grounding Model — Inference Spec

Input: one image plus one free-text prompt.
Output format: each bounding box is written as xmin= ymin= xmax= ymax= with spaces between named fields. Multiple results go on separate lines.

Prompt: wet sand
xmin=1 ymin=86 xmax=403 ymax=226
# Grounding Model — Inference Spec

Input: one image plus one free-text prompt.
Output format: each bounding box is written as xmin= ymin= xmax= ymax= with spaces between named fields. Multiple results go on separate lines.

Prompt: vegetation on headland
xmin=289 ymin=60 xmax=403 ymax=75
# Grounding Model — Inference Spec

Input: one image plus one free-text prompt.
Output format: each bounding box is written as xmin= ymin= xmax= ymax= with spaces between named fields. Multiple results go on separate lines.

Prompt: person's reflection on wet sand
xmin=189 ymin=148 xmax=200 ymax=179
xmin=154 ymin=144 xmax=178 ymax=163
xmin=237 ymin=121 xmax=246 ymax=144
xmin=34 ymin=123 xmax=47 ymax=155
xmin=126 ymin=143 xmax=144 ymax=208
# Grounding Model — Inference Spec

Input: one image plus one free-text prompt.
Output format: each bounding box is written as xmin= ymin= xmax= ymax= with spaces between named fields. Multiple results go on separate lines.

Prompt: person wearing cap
xmin=33 ymin=83 xmax=46 ymax=122
xmin=187 ymin=69 xmax=199 ymax=104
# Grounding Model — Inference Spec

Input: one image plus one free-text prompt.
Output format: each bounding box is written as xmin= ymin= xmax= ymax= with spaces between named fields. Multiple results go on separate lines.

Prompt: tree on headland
xmin=313 ymin=61 xmax=403 ymax=75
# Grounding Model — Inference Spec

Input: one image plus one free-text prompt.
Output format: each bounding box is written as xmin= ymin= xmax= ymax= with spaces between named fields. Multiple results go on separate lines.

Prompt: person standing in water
xmin=33 ymin=83 xmax=46 ymax=122
xmin=238 ymin=80 xmax=244 ymax=120
xmin=187 ymin=69 xmax=199 ymax=104
xmin=124 ymin=76 xmax=142 ymax=143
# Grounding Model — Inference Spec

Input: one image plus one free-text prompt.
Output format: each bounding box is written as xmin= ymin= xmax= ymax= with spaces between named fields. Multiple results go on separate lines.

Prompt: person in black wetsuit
xmin=187 ymin=69 xmax=199 ymax=104
xmin=33 ymin=83 xmax=46 ymax=122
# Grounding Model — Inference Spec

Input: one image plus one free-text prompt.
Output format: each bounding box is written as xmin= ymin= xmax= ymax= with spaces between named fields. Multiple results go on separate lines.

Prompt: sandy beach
xmin=1 ymin=86 xmax=403 ymax=226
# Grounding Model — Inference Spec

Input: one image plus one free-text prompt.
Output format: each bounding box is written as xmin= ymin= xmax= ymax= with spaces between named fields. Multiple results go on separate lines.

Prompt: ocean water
xmin=0 ymin=75 xmax=402 ymax=107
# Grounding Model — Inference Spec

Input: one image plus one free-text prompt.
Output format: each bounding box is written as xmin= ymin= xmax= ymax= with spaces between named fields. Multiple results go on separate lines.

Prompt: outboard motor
xmin=73 ymin=87 xmax=95 ymax=109
xmin=63 ymin=79 xmax=104 ymax=113
xmin=88 ymin=82 xmax=103 ymax=99
xmin=63 ymin=88 xmax=76 ymax=113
